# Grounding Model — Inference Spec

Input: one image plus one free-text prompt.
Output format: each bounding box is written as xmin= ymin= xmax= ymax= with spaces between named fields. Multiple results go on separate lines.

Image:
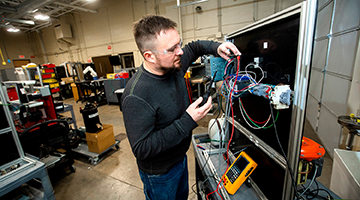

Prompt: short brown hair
xmin=133 ymin=15 xmax=177 ymax=54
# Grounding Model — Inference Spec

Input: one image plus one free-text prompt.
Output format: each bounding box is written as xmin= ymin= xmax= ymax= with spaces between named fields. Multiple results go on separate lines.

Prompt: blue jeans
xmin=139 ymin=155 xmax=189 ymax=200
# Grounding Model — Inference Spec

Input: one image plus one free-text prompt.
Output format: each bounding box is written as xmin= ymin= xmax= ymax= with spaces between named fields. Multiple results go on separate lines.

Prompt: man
xmin=121 ymin=15 xmax=240 ymax=200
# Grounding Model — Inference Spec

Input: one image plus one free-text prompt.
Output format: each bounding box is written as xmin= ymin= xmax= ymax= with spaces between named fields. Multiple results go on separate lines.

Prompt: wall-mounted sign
xmin=107 ymin=45 xmax=112 ymax=51
xmin=19 ymin=55 xmax=25 ymax=59
xmin=30 ymin=55 xmax=36 ymax=59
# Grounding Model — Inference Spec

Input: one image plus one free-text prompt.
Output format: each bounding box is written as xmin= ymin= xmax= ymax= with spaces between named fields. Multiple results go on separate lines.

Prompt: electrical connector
xmin=270 ymin=85 xmax=291 ymax=109
xmin=253 ymin=57 xmax=263 ymax=68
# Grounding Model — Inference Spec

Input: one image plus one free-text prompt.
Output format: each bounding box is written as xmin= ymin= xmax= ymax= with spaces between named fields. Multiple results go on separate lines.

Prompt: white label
xmin=88 ymin=112 xmax=99 ymax=118
xmin=263 ymin=41 xmax=268 ymax=49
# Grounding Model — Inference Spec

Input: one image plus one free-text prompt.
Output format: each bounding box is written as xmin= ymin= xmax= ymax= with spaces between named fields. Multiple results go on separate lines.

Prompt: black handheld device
xmin=199 ymin=71 xmax=217 ymax=107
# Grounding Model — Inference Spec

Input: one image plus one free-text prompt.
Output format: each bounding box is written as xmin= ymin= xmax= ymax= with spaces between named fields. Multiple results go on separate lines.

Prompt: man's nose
xmin=176 ymin=48 xmax=184 ymax=55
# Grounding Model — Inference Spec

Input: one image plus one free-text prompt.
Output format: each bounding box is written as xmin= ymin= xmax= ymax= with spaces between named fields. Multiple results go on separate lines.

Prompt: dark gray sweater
xmin=121 ymin=40 xmax=220 ymax=174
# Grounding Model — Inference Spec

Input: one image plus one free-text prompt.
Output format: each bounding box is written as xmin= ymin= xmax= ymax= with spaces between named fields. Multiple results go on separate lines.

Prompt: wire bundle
xmin=219 ymin=57 xmax=279 ymax=130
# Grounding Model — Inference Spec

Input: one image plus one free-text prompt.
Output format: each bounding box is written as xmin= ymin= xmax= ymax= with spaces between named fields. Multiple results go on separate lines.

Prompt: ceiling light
xmin=34 ymin=14 xmax=50 ymax=20
xmin=31 ymin=9 xmax=39 ymax=13
xmin=7 ymin=27 xmax=20 ymax=32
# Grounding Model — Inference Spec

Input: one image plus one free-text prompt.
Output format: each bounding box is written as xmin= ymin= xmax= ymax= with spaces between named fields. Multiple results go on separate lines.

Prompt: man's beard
xmin=160 ymin=62 xmax=182 ymax=74
xmin=156 ymin=56 xmax=182 ymax=74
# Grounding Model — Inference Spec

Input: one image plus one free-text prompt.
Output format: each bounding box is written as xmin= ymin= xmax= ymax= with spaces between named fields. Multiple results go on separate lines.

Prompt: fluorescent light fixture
xmin=173 ymin=0 xmax=209 ymax=8
xmin=34 ymin=14 xmax=50 ymax=20
xmin=7 ymin=27 xmax=20 ymax=32
xmin=31 ymin=9 xmax=39 ymax=13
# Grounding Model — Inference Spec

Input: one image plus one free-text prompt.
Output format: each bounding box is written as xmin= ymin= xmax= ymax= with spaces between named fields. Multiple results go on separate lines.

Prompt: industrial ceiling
xmin=0 ymin=0 xmax=97 ymax=32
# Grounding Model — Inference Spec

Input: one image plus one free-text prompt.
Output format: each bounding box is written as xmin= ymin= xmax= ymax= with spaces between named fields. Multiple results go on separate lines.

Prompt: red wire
xmin=188 ymin=78 xmax=193 ymax=103
xmin=239 ymin=98 xmax=270 ymax=124
xmin=206 ymin=179 xmax=223 ymax=200
xmin=206 ymin=56 xmax=241 ymax=200
xmin=185 ymin=78 xmax=193 ymax=103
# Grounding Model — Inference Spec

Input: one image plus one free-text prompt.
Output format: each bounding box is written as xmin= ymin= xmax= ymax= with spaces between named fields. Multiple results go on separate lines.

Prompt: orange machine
xmin=297 ymin=137 xmax=326 ymax=185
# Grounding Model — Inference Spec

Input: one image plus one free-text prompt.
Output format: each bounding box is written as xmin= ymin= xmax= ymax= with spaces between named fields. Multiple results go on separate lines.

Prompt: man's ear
xmin=143 ymin=51 xmax=156 ymax=63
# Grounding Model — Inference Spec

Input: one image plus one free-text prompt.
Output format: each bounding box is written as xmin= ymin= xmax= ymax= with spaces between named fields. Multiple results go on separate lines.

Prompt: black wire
xmin=269 ymin=101 xmax=300 ymax=200
xmin=195 ymin=67 xmax=234 ymax=197
xmin=314 ymin=189 xmax=333 ymax=200
xmin=193 ymin=92 xmax=224 ymax=196
xmin=199 ymin=92 xmax=223 ymax=172
xmin=191 ymin=182 xmax=198 ymax=195
xmin=305 ymin=180 xmax=319 ymax=200
xmin=218 ymin=93 xmax=225 ymax=114
xmin=304 ymin=180 xmax=334 ymax=200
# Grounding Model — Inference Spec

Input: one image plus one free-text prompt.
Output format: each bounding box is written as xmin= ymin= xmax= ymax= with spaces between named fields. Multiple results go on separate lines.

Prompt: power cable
xmin=269 ymin=101 xmax=300 ymax=200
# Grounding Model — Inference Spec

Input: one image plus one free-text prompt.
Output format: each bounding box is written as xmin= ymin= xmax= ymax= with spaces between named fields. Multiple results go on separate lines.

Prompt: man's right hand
xmin=186 ymin=96 xmax=213 ymax=122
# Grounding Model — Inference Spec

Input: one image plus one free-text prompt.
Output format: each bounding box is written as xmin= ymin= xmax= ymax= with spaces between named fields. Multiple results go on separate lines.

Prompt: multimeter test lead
xmin=197 ymin=145 xmax=206 ymax=150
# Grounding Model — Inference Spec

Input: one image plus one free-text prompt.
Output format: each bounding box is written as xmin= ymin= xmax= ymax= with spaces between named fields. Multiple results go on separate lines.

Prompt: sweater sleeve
xmin=180 ymin=40 xmax=221 ymax=72
xmin=122 ymin=94 xmax=198 ymax=161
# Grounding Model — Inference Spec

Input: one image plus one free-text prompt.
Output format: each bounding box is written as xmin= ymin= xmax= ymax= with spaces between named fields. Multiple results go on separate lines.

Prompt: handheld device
xmin=222 ymin=151 xmax=257 ymax=195
xmin=199 ymin=71 xmax=217 ymax=107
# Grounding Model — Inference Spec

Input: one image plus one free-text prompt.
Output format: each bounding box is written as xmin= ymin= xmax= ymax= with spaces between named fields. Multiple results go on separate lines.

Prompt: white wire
xmin=238 ymin=98 xmax=272 ymax=129
xmin=244 ymin=63 xmax=265 ymax=83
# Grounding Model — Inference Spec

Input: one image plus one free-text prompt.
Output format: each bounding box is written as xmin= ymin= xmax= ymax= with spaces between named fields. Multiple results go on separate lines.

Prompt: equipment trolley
xmin=72 ymin=139 xmax=120 ymax=165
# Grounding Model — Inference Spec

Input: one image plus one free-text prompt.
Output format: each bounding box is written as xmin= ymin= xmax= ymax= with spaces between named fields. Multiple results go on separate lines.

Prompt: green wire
xmin=263 ymin=110 xmax=279 ymax=129
xmin=239 ymin=98 xmax=279 ymax=129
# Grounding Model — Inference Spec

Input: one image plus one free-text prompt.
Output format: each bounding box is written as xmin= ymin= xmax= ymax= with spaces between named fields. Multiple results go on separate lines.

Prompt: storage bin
xmin=42 ymin=69 xmax=54 ymax=73
xmin=50 ymin=83 xmax=60 ymax=88
xmin=42 ymin=78 xmax=57 ymax=83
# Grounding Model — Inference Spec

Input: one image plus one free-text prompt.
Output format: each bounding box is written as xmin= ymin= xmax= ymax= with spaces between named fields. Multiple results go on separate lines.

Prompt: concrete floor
xmin=50 ymin=98 xmax=333 ymax=200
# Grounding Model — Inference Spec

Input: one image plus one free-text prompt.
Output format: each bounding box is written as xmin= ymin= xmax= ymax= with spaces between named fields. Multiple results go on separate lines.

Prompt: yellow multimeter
xmin=222 ymin=151 xmax=257 ymax=195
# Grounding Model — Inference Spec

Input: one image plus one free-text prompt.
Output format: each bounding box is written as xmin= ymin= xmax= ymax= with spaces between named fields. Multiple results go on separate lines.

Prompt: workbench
xmin=103 ymin=79 xmax=129 ymax=105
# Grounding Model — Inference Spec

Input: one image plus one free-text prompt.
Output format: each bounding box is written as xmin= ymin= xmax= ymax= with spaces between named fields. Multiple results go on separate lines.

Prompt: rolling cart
xmin=72 ymin=139 xmax=120 ymax=165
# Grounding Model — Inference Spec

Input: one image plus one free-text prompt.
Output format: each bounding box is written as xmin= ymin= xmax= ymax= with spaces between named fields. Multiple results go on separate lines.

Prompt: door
xmin=92 ymin=55 xmax=113 ymax=78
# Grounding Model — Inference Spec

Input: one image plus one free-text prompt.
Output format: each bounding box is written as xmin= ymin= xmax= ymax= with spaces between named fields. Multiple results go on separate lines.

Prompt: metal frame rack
xmin=0 ymin=74 xmax=55 ymax=200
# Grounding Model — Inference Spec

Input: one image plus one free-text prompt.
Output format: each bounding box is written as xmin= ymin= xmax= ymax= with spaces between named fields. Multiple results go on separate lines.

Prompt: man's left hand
xmin=217 ymin=42 xmax=241 ymax=61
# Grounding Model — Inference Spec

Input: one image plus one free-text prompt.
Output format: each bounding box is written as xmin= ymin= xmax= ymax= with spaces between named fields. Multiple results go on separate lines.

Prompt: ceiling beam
xmin=6 ymin=0 xmax=58 ymax=19
xmin=0 ymin=16 xmax=35 ymax=25
xmin=52 ymin=2 xmax=97 ymax=13
xmin=0 ymin=5 xmax=17 ymax=13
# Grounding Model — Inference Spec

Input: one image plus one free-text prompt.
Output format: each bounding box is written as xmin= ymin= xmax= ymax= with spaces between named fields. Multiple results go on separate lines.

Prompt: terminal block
xmin=270 ymin=85 xmax=291 ymax=109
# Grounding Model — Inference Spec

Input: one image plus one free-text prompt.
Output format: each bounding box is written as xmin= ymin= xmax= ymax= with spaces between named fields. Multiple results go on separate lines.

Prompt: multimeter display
xmin=223 ymin=151 xmax=257 ymax=195
xmin=226 ymin=156 xmax=249 ymax=183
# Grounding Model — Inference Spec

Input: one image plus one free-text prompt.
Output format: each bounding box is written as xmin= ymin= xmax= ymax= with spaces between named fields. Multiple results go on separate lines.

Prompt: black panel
xmin=55 ymin=66 xmax=67 ymax=78
xmin=0 ymin=131 xmax=21 ymax=166
xmin=0 ymin=106 xmax=9 ymax=129
xmin=227 ymin=13 xmax=301 ymax=200
xmin=230 ymin=13 xmax=300 ymax=155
